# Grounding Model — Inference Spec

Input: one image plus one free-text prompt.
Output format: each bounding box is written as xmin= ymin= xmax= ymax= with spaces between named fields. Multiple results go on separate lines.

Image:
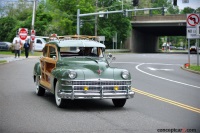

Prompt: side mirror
xmin=107 ymin=53 xmax=116 ymax=63
xmin=107 ymin=53 xmax=112 ymax=59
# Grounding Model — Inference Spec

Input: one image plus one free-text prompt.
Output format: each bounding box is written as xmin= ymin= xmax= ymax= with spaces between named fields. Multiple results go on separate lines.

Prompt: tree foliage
xmin=180 ymin=7 xmax=195 ymax=14
xmin=0 ymin=0 xmax=198 ymax=49
xmin=0 ymin=17 xmax=17 ymax=41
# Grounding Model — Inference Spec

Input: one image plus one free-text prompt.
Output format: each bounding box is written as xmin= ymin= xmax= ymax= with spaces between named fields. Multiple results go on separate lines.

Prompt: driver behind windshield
xmin=78 ymin=47 xmax=96 ymax=56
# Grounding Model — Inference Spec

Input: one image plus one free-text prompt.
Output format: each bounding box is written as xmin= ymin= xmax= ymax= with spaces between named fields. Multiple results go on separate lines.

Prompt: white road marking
xmin=135 ymin=63 xmax=200 ymax=89
xmin=147 ymin=67 xmax=174 ymax=71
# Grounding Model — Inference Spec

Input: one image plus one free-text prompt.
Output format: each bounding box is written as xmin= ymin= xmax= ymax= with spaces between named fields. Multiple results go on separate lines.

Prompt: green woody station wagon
xmin=33 ymin=35 xmax=134 ymax=108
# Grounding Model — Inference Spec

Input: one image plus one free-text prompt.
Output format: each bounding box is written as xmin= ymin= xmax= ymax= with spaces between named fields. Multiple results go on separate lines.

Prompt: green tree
xmin=180 ymin=7 xmax=195 ymax=14
xmin=167 ymin=4 xmax=179 ymax=15
xmin=15 ymin=2 xmax=52 ymax=36
xmin=34 ymin=4 xmax=53 ymax=36
xmin=0 ymin=17 xmax=17 ymax=41
xmin=196 ymin=7 xmax=200 ymax=13
xmin=48 ymin=0 xmax=95 ymax=35
xmin=97 ymin=0 xmax=132 ymax=48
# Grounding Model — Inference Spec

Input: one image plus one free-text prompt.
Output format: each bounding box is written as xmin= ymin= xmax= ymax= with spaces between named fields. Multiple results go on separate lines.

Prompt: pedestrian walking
xmin=14 ymin=40 xmax=21 ymax=58
xmin=24 ymin=40 xmax=30 ymax=58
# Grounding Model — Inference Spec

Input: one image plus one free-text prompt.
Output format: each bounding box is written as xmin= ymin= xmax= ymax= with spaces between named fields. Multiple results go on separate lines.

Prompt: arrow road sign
xmin=187 ymin=14 xmax=200 ymax=27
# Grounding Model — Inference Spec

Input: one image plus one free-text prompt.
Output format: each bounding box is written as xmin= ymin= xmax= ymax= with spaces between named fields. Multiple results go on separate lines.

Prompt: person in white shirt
xmin=14 ymin=40 xmax=21 ymax=58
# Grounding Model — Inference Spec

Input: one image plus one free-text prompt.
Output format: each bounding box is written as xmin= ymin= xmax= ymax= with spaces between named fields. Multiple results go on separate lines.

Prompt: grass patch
xmin=0 ymin=51 xmax=13 ymax=55
xmin=189 ymin=65 xmax=200 ymax=72
xmin=0 ymin=60 xmax=7 ymax=64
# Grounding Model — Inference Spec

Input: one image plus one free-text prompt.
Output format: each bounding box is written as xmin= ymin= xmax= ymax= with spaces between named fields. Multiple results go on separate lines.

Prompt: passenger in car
xmin=84 ymin=47 xmax=96 ymax=56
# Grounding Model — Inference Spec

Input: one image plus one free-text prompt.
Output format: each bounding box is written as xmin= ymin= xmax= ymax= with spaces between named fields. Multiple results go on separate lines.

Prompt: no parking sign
xmin=187 ymin=14 xmax=200 ymax=39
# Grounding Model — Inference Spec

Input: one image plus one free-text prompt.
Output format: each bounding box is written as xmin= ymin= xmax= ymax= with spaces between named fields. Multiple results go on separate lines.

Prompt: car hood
xmin=54 ymin=57 xmax=125 ymax=80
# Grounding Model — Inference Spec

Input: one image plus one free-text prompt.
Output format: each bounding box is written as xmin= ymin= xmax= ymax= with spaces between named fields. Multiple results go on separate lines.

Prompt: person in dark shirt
xmin=24 ymin=40 xmax=30 ymax=58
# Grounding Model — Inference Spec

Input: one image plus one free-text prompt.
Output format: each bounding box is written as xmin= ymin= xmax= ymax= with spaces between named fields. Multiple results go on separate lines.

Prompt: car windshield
xmin=59 ymin=47 xmax=104 ymax=58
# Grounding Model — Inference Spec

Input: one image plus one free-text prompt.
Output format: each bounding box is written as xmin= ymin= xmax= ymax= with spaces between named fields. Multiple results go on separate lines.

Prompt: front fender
xmin=33 ymin=62 xmax=41 ymax=77
xmin=52 ymin=67 xmax=84 ymax=81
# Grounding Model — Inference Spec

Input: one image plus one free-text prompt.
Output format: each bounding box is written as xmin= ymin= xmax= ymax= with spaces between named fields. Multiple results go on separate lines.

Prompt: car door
xmin=40 ymin=44 xmax=58 ymax=90
xmin=34 ymin=39 xmax=43 ymax=51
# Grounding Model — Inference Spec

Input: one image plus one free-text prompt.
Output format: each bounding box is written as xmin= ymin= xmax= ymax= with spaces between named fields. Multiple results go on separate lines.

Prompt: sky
xmin=177 ymin=0 xmax=200 ymax=10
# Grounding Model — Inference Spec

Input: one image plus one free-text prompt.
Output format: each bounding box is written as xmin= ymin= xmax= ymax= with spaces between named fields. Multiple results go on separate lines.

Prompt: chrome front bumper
xmin=58 ymin=91 xmax=135 ymax=99
xmin=59 ymin=79 xmax=134 ymax=100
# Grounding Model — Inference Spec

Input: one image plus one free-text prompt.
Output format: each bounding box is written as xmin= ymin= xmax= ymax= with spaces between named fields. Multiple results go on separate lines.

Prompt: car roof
xmin=48 ymin=39 xmax=105 ymax=48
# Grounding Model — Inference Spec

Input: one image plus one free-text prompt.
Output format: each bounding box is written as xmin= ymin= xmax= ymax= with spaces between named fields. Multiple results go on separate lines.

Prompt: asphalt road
xmin=0 ymin=53 xmax=200 ymax=133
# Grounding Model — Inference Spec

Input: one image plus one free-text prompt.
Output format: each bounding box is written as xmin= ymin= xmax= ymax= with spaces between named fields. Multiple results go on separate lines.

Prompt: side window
xmin=97 ymin=48 xmax=103 ymax=57
xmin=91 ymin=47 xmax=103 ymax=57
xmin=43 ymin=46 xmax=48 ymax=57
xmin=37 ymin=39 xmax=42 ymax=44
xmin=91 ymin=47 xmax=97 ymax=55
xmin=49 ymin=46 xmax=57 ymax=59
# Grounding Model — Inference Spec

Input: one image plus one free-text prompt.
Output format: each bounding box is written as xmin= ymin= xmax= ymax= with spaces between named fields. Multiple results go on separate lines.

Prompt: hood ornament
xmin=97 ymin=69 xmax=103 ymax=75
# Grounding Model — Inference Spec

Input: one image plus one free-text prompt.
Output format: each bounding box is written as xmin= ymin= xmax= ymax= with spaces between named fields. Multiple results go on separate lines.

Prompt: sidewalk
xmin=0 ymin=54 xmax=38 ymax=63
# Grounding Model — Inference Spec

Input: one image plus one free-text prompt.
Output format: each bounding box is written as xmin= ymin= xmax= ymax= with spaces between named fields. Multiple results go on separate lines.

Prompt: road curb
xmin=181 ymin=66 xmax=200 ymax=75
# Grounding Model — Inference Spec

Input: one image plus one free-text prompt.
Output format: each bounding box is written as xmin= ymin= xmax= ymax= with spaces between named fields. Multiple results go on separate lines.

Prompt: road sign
xmin=187 ymin=28 xmax=200 ymax=39
xmin=31 ymin=30 xmax=35 ymax=41
xmin=187 ymin=14 xmax=200 ymax=27
xmin=187 ymin=14 xmax=200 ymax=39
xmin=97 ymin=36 xmax=105 ymax=41
xmin=19 ymin=28 xmax=28 ymax=40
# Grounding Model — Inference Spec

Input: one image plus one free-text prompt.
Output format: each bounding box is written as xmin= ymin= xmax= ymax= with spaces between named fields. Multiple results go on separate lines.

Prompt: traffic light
xmin=123 ymin=10 xmax=128 ymax=17
xmin=132 ymin=0 xmax=139 ymax=6
xmin=161 ymin=7 xmax=165 ymax=16
xmin=173 ymin=0 xmax=177 ymax=6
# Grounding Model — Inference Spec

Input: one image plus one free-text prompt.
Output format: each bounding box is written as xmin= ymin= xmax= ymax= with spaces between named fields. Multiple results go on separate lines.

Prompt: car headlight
xmin=121 ymin=70 xmax=130 ymax=79
xmin=68 ymin=71 xmax=77 ymax=79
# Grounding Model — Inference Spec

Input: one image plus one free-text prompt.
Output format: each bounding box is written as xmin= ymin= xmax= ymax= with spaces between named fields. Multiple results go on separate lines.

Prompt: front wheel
xmin=112 ymin=99 xmax=126 ymax=107
xmin=35 ymin=76 xmax=45 ymax=96
xmin=55 ymin=81 xmax=66 ymax=108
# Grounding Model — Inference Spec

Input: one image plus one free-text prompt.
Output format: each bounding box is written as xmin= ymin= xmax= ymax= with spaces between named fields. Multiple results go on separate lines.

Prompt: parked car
xmin=12 ymin=36 xmax=46 ymax=51
xmin=0 ymin=42 xmax=10 ymax=51
xmin=169 ymin=45 xmax=176 ymax=50
xmin=4 ymin=42 xmax=12 ymax=48
xmin=176 ymin=47 xmax=185 ymax=50
xmin=190 ymin=46 xmax=200 ymax=54
xmin=33 ymin=35 xmax=134 ymax=108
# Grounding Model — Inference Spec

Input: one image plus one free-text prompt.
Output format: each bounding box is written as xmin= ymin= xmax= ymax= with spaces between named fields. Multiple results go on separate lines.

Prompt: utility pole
xmin=122 ymin=0 xmax=123 ymax=10
xmin=31 ymin=0 xmax=36 ymax=30
xmin=95 ymin=0 xmax=98 ymax=36
xmin=31 ymin=0 xmax=36 ymax=54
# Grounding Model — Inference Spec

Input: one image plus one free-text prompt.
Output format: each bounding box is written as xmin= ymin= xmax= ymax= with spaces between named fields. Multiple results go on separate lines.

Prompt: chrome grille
xmin=72 ymin=81 xmax=130 ymax=86
xmin=74 ymin=86 xmax=127 ymax=91
xmin=72 ymin=80 xmax=130 ymax=91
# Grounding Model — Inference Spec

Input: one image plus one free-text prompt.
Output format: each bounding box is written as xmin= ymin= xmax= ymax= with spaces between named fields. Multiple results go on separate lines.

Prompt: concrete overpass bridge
xmin=128 ymin=14 xmax=186 ymax=52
